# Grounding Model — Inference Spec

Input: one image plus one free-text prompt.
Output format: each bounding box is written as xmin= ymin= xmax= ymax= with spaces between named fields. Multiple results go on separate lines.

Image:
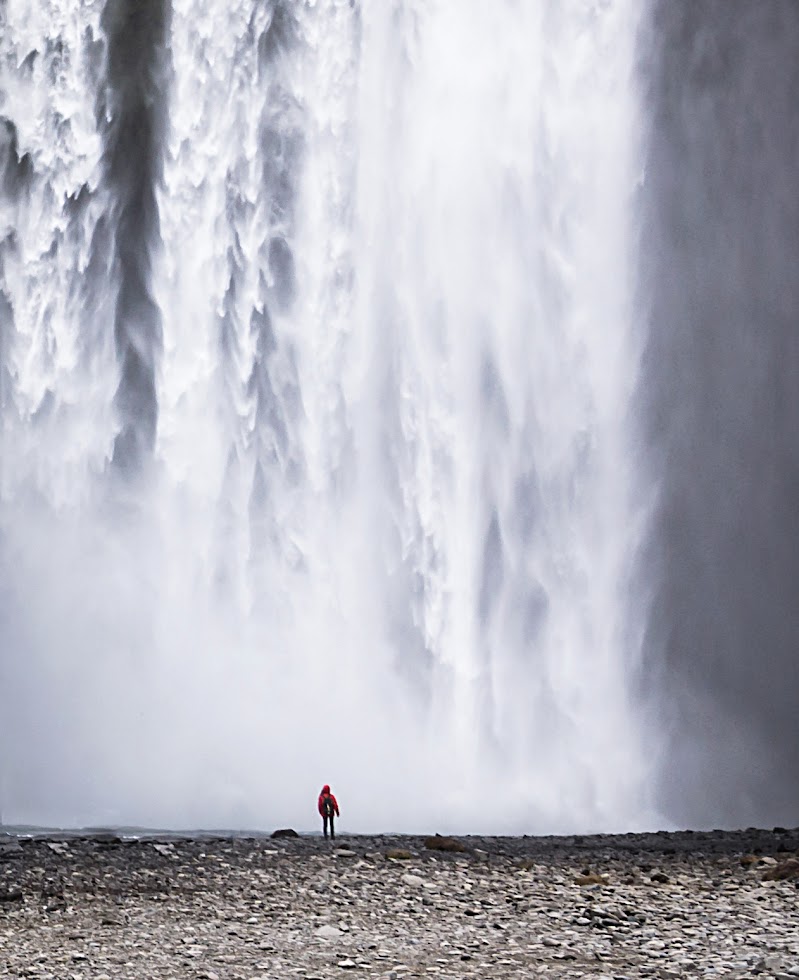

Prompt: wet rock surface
xmin=1 ymin=827 xmax=798 ymax=978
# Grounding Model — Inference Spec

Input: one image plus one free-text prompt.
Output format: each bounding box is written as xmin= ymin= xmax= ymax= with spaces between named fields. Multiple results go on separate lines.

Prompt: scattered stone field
xmin=1 ymin=826 xmax=798 ymax=979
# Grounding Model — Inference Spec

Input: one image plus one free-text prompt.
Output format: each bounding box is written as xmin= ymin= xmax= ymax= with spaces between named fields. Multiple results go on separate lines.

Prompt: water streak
xmin=0 ymin=0 xmax=649 ymax=833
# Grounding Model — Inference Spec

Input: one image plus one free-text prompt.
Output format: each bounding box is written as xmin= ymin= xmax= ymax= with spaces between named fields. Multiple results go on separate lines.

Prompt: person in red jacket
xmin=318 ymin=784 xmax=340 ymax=839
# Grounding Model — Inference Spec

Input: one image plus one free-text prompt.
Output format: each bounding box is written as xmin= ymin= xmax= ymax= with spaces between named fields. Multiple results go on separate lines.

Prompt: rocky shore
xmin=1 ymin=826 xmax=798 ymax=979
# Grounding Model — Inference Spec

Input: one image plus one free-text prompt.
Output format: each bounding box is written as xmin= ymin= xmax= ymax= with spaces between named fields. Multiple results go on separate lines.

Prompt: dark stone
xmin=270 ymin=828 xmax=299 ymax=839
xmin=424 ymin=835 xmax=469 ymax=853
xmin=762 ymin=858 xmax=799 ymax=882
xmin=0 ymin=888 xmax=23 ymax=902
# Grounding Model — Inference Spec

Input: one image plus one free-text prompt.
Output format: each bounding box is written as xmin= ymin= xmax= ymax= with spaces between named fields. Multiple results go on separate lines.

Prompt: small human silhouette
xmin=317 ymin=784 xmax=340 ymax=839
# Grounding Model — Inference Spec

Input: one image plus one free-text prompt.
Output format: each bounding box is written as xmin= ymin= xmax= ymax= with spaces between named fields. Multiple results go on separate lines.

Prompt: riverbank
xmin=1 ymin=827 xmax=798 ymax=978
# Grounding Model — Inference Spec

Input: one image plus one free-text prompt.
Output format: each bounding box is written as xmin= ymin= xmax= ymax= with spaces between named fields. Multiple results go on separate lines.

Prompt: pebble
xmin=0 ymin=828 xmax=796 ymax=979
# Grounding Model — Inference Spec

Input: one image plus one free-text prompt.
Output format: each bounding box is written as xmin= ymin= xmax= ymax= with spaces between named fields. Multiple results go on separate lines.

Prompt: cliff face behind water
xmin=639 ymin=0 xmax=799 ymax=827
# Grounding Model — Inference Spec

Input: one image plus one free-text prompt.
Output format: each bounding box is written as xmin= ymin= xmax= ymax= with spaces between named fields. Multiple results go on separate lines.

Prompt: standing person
xmin=317 ymin=784 xmax=339 ymax=839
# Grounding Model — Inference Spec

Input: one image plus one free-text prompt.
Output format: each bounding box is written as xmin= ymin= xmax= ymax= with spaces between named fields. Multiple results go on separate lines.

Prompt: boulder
xmin=574 ymin=873 xmax=606 ymax=886
xmin=271 ymin=828 xmax=300 ymax=839
xmin=762 ymin=858 xmax=799 ymax=882
xmin=423 ymin=835 xmax=468 ymax=853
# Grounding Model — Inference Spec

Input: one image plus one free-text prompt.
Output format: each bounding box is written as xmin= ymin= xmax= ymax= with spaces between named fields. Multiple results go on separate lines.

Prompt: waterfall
xmin=0 ymin=0 xmax=650 ymax=832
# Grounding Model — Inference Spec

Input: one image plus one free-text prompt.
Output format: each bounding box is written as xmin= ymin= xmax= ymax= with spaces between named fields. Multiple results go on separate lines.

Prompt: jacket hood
xmin=322 ymin=784 xmax=330 ymax=795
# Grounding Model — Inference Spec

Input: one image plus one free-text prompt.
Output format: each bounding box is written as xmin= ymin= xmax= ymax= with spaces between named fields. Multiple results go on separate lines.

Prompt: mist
xmin=1 ymin=1 xmax=797 ymax=835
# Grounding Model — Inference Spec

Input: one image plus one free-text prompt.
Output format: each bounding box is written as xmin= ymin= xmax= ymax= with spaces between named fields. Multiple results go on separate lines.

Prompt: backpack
xmin=322 ymin=795 xmax=334 ymax=818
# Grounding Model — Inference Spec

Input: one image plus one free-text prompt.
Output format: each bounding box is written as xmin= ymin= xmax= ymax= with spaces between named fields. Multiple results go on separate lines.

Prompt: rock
xmin=650 ymin=871 xmax=670 ymax=884
xmin=574 ymin=873 xmax=607 ymax=885
xmin=271 ymin=829 xmax=300 ymax=839
xmin=41 ymin=877 xmax=64 ymax=898
xmin=762 ymin=858 xmax=799 ymax=881
xmin=0 ymin=838 xmax=22 ymax=858
xmin=336 ymin=960 xmax=357 ymax=969
xmin=385 ymin=849 xmax=414 ymax=861
xmin=2 ymin=826 xmax=798 ymax=979
xmin=423 ymin=835 xmax=468 ymax=853
xmin=0 ymin=888 xmax=23 ymax=902
xmin=333 ymin=848 xmax=358 ymax=859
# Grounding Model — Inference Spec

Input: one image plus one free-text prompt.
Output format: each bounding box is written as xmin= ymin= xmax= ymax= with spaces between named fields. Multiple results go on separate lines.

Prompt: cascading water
xmin=0 ymin=0 xmax=652 ymax=832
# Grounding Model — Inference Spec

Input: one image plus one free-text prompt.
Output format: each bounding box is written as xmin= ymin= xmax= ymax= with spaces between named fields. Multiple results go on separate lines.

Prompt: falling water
xmin=0 ymin=0 xmax=650 ymax=832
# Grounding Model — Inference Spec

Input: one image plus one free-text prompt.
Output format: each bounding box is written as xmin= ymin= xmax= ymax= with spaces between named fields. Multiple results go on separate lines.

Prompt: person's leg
xmin=330 ymin=813 xmax=335 ymax=840
xmin=323 ymin=814 xmax=329 ymax=838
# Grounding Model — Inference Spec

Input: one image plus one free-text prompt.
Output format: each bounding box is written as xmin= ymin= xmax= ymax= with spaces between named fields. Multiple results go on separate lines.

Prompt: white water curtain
xmin=0 ymin=0 xmax=651 ymax=832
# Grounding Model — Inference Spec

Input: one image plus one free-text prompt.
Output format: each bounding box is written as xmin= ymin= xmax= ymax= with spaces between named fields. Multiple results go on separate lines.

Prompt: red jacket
xmin=318 ymin=785 xmax=339 ymax=817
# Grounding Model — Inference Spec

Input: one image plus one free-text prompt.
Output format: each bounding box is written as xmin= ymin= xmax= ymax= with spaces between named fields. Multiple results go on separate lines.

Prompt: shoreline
xmin=3 ymin=822 xmax=799 ymax=847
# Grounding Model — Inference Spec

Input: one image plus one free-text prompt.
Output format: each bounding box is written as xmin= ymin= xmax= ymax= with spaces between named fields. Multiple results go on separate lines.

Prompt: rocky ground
xmin=1 ymin=826 xmax=798 ymax=979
